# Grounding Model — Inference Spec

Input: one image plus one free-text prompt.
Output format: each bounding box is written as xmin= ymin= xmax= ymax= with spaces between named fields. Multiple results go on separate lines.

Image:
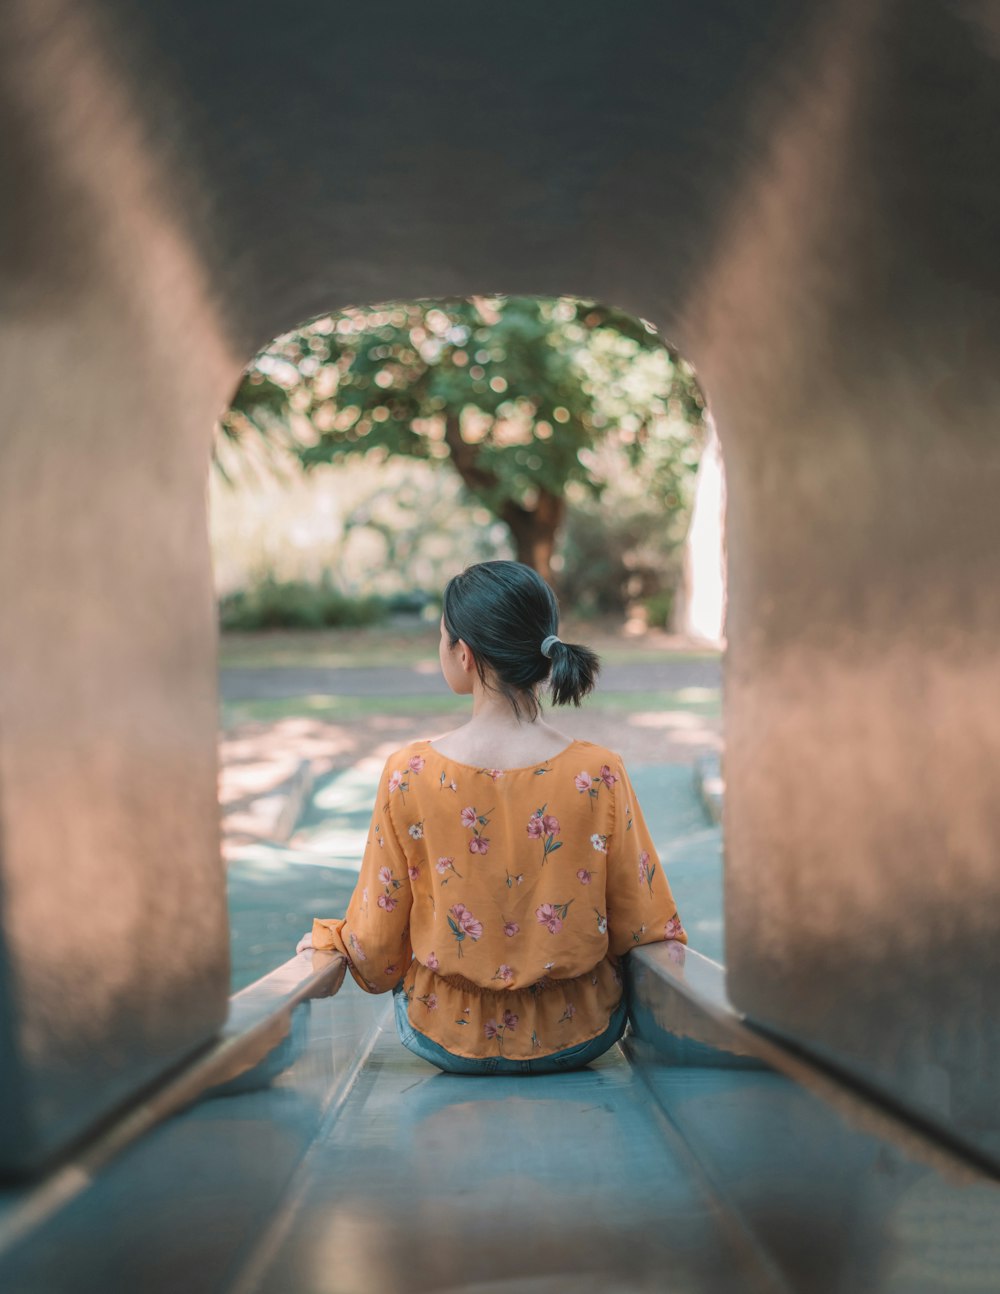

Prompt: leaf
xmin=447 ymin=917 xmax=462 ymax=938
xmin=548 ymin=841 xmax=563 ymax=854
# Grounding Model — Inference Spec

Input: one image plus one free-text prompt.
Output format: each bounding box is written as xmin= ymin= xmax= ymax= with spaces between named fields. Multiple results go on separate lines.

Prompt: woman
xmin=298 ymin=560 xmax=686 ymax=1074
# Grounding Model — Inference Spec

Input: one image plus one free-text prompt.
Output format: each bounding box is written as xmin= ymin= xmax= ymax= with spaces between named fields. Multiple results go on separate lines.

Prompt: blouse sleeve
xmin=605 ymin=756 xmax=687 ymax=958
xmin=311 ymin=757 xmax=414 ymax=993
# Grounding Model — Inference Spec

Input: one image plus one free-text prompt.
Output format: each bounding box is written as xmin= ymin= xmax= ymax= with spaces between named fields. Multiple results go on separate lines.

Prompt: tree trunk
xmin=500 ymin=491 xmax=565 ymax=585
xmin=441 ymin=412 xmax=565 ymax=583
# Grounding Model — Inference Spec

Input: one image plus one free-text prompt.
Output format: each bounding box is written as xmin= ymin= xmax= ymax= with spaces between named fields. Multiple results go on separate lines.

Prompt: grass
xmin=218 ymin=623 xmax=722 ymax=671
xmin=220 ymin=687 xmax=722 ymax=729
xmin=218 ymin=626 xmax=439 ymax=670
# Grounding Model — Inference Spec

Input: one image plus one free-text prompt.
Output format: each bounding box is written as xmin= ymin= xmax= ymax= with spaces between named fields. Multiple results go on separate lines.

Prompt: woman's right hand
xmin=296 ymin=931 xmax=314 ymax=955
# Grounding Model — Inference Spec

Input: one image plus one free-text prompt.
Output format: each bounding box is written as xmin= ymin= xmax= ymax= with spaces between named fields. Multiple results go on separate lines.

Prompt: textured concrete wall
xmin=2 ymin=0 xmax=998 ymax=1171
xmin=0 ymin=1 xmax=237 ymax=1173
xmin=694 ymin=4 xmax=1000 ymax=1164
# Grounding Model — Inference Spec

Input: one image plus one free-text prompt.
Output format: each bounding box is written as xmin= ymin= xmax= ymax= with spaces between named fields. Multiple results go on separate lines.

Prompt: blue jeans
xmin=392 ymin=986 xmax=629 ymax=1075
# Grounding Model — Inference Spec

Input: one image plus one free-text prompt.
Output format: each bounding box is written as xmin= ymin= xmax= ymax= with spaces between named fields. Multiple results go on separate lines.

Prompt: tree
xmin=220 ymin=296 xmax=705 ymax=583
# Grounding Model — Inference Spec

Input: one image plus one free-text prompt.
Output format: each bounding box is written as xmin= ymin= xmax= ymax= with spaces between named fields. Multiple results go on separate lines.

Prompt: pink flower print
xmin=536 ymin=900 xmax=573 ymax=934
xmin=599 ymin=764 xmax=618 ymax=788
xmin=377 ymin=892 xmax=398 ymax=912
xmin=492 ymin=964 xmax=514 ymax=983
xmin=448 ymin=902 xmax=483 ymax=957
xmin=591 ymin=833 xmax=608 ymax=853
xmin=484 ymin=768 xmax=505 ymax=781
xmin=408 ymin=864 xmax=420 ymax=882
xmin=505 ymin=870 xmax=524 ymax=888
xmin=408 ymin=821 xmax=424 ymax=840
xmin=417 ymin=992 xmax=438 ymax=1010
xmin=593 ymin=908 xmax=608 ymax=935
xmin=348 ymin=932 xmax=367 ymax=962
xmin=536 ymin=903 xmax=562 ymax=934
xmin=576 ymin=869 xmax=592 ymax=885
xmin=426 ymin=950 xmax=440 ymax=970
xmin=436 ymin=856 xmax=463 ymax=882
xmin=664 ymin=914 xmax=685 ymax=940
xmin=388 ymin=770 xmax=404 ymax=794
xmin=408 ymin=754 xmax=426 ymax=773
xmin=451 ymin=904 xmax=483 ymax=939
xmin=574 ymin=770 xmax=593 ymax=792
xmin=529 ymin=805 xmax=562 ymax=861
xmin=503 ymin=920 xmax=520 ymax=937
xmin=463 ymin=804 xmax=493 ymax=854
xmin=485 ymin=1010 xmax=517 ymax=1052
xmin=378 ymin=866 xmax=393 ymax=888
xmin=558 ymin=1002 xmax=576 ymax=1023
xmin=638 ymin=851 xmax=649 ymax=883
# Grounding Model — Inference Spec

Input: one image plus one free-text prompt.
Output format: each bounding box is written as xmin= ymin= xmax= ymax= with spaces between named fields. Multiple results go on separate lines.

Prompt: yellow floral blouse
xmin=312 ymin=738 xmax=686 ymax=1061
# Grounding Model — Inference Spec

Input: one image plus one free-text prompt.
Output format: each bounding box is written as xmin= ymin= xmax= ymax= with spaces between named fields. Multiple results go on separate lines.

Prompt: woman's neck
xmin=434 ymin=686 xmax=572 ymax=767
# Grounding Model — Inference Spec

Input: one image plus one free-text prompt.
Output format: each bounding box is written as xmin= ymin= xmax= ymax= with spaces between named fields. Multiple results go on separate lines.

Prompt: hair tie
xmin=540 ymin=634 xmax=562 ymax=658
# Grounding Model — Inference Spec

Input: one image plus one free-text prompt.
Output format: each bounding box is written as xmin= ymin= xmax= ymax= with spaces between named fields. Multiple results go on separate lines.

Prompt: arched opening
xmin=210 ymin=294 xmax=727 ymax=984
xmin=4 ymin=0 xmax=997 ymax=1222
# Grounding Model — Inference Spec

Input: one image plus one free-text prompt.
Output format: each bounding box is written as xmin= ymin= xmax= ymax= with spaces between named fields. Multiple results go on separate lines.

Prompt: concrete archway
xmin=2 ymin=0 xmax=999 ymax=1172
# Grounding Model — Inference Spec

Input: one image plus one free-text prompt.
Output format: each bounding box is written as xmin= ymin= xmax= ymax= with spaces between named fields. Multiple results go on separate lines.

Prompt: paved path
xmin=218 ymin=653 xmax=724 ymax=852
xmin=219 ymin=656 xmax=722 ymax=701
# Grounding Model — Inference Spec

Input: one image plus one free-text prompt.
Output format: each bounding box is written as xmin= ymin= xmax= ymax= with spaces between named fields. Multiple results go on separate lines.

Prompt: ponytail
xmin=547 ymin=639 xmax=600 ymax=708
xmin=442 ymin=560 xmax=601 ymax=719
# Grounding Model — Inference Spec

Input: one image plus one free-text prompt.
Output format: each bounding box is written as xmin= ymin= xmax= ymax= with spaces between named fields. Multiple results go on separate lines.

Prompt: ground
xmin=217 ymin=621 xmax=723 ymax=853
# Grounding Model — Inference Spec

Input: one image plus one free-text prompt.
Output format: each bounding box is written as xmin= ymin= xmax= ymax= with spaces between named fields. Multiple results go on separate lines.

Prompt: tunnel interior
xmin=1 ymin=0 xmax=999 ymax=1191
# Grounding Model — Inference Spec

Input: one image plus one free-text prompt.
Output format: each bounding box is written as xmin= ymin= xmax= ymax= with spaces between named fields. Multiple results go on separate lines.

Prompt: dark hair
xmin=442 ymin=561 xmax=600 ymax=720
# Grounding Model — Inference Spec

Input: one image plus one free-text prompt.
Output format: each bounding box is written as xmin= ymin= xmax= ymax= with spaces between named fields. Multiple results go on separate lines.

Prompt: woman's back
xmin=312 ymin=736 xmax=685 ymax=1062
xmin=308 ymin=558 xmax=685 ymax=1071
xmin=429 ymin=719 xmax=580 ymax=774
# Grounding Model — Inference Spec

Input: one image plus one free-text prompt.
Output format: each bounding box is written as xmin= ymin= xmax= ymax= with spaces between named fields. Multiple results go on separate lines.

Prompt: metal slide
xmin=1 ymin=936 xmax=999 ymax=1293
xmin=1 ymin=768 xmax=999 ymax=1292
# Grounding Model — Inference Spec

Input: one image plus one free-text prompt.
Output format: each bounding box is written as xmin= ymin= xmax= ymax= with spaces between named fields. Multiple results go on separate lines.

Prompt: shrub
xmin=558 ymin=497 xmax=685 ymax=619
xmin=219 ymin=578 xmax=387 ymax=631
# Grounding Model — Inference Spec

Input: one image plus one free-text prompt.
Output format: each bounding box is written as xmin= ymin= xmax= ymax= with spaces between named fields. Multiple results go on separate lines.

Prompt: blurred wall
xmin=1 ymin=0 xmax=998 ymax=1171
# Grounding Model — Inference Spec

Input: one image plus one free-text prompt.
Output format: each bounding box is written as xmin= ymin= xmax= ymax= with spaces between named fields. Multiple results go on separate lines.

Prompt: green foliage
xmin=219 ymin=577 xmax=387 ymax=631
xmin=643 ymin=589 xmax=676 ymax=629
xmin=558 ymin=410 xmax=701 ymax=617
xmin=220 ymin=296 xmax=706 ymax=577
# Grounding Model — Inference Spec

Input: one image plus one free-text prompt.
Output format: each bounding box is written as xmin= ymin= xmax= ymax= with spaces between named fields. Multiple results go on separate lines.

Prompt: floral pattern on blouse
xmin=312 ymin=738 xmax=686 ymax=1060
